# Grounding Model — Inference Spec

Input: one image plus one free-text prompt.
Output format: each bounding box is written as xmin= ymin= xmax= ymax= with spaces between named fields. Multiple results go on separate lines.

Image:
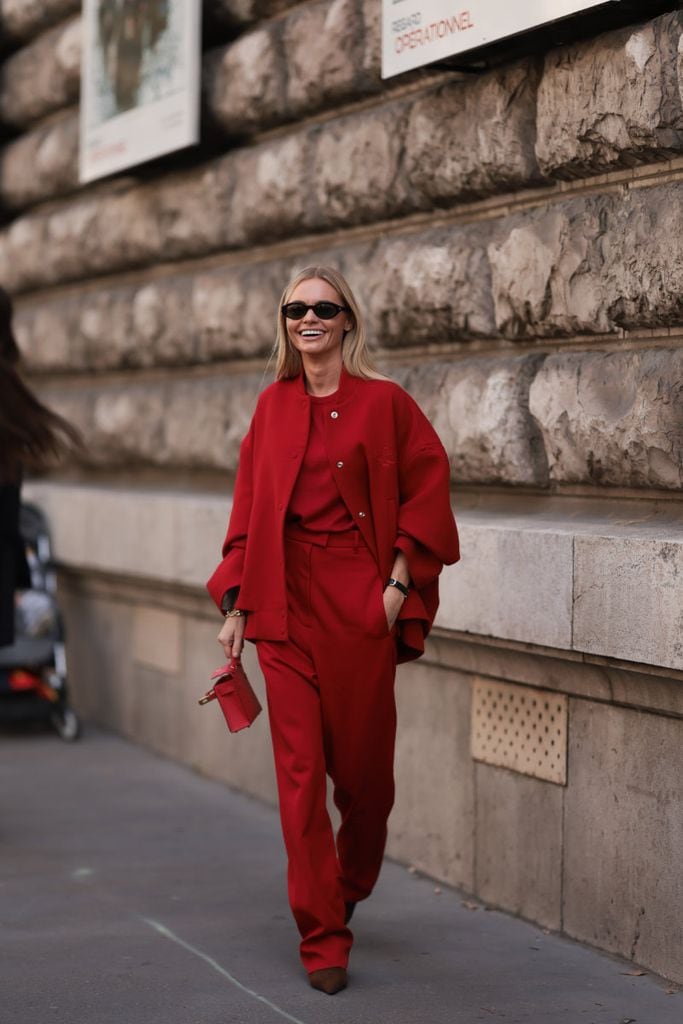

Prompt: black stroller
xmin=0 ymin=502 xmax=80 ymax=741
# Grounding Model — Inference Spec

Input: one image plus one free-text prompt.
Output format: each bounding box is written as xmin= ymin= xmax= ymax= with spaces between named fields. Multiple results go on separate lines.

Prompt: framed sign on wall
xmin=79 ymin=0 xmax=202 ymax=184
xmin=382 ymin=0 xmax=620 ymax=78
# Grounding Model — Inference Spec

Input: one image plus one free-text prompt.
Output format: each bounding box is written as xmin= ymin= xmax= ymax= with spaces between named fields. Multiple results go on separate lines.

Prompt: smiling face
xmin=284 ymin=278 xmax=354 ymax=363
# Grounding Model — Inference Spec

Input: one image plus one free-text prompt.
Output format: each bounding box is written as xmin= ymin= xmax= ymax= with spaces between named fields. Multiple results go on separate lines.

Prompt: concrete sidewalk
xmin=1 ymin=727 xmax=679 ymax=1024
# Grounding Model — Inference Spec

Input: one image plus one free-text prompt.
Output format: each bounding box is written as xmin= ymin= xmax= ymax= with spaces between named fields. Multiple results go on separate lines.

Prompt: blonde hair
xmin=273 ymin=265 xmax=386 ymax=381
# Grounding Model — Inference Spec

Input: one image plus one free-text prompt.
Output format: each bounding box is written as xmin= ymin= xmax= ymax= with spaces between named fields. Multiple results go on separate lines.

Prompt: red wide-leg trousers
xmin=256 ymin=527 xmax=397 ymax=973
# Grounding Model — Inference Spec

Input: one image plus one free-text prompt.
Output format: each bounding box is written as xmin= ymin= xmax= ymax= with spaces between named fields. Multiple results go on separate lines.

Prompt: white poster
xmin=79 ymin=0 xmax=202 ymax=184
xmin=382 ymin=0 xmax=617 ymax=78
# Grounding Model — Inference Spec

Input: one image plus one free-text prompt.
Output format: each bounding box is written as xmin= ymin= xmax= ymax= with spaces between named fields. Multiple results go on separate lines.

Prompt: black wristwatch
xmin=385 ymin=577 xmax=409 ymax=598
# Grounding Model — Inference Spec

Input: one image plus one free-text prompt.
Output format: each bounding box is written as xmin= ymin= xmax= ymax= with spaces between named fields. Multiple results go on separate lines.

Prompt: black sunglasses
xmin=281 ymin=301 xmax=350 ymax=320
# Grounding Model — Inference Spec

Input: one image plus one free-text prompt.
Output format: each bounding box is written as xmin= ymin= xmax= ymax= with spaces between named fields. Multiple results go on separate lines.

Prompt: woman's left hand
xmin=383 ymin=585 xmax=405 ymax=631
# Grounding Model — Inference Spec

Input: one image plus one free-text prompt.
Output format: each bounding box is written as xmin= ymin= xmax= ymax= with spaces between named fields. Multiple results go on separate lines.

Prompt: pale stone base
xmin=27 ymin=481 xmax=683 ymax=672
xmin=56 ymin=570 xmax=683 ymax=985
xmin=60 ymin=575 xmax=278 ymax=807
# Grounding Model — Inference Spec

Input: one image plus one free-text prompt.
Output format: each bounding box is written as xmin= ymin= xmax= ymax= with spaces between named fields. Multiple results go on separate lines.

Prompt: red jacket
xmin=207 ymin=368 xmax=460 ymax=663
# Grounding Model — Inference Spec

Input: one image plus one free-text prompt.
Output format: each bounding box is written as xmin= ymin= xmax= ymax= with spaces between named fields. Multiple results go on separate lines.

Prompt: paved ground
xmin=1 ymin=726 xmax=680 ymax=1024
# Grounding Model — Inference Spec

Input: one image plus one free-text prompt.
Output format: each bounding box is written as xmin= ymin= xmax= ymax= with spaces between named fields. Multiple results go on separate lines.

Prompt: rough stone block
xmin=16 ymin=280 xmax=193 ymax=372
xmin=14 ymin=229 xmax=496 ymax=369
xmin=475 ymin=762 xmax=563 ymax=929
xmin=529 ymin=348 xmax=683 ymax=490
xmin=7 ymin=176 xmax=680 ymax=339
xmin=228 ymin=135 xmax=318 ymax=245
xmin=14 ymin=297 xmax=77 ymax=371
xmin=0 ymin=16 xmax=81 ymax=127
xmin=0 ymin=191 xmax=150 ymax=290
xmin=38 ymin=372 xmax=262 ymax=472
xmin=191 ymin=261 xmax=285 ymax=361
xmin=301 ymin=55 xmax=542 ymax=232
xmin=435 ymin=511 xmax=574 ymax=650
xmin=3 ymin=58 xmax=538 ymax=220
xmin=0 ymin=0 xmax=362 ymax=143
xmin=564 ymin=700 xmax=683 ymax=982
xmin=396 ymin=356 xmax=549 ymax=486
xmin=315 ymin=56 xmax=545 ymax=228
xmin=360 ymin=0 xmax=381 ymax=81
xmin=573 ymin=532 xmax=683 ymax=672
xmin=282 ymin=0 xmax=368 ymax=116
xmin=389 ymin=662 xmax=474 ymax=890
xmin=0 ymin=0 xmax=78 ymax=41
xmin=0 ymin=132 xmax=300 ymax=286
xmin=312 ymin=103 xmax=411 ymax=225
xmin=15 ymin=277 xmax=227 ymax=378
xmin=0 ymin=111 xmax=78 ymax=209
xmin=155 ymin=164 xmax=233 ymax=258
xmin=0 ymin=61 xmax=542 ymax=258
xmin=35 ymin=352 xmax=550 ymax=488
xmin=0 ymin=161 xmax=234 ymax=290
xmin=160 ymin=376 xmax=261 ymax=470
xmin=5 ymin=7 xmax=682 ymax=218
xmin=0 ymin=213 xmax=54 ymax=291
xmin=488 ymin=185 xmax=683 ymax=338
xmin=205 ymin=0 xmax=383 ymax=139
xmin=0 ymin=0 xmax=284 ymax=48
xmin=203 ymin=25 xmax=286 ymax=136
xmin=606 ymin=185 xmax=683 ymax=332
xmin=129 ymin=280 xmax=192 ymax=365
xmin=489 ymin=202 xmax=605 ymax=338
xmin=357 ymin=227 xmax=496 ymax=346
xmin=0 ymin=142 xmax=275 ymax=287
xmin=537 ymin=12 xmax=683 ymax=178
xmin=29 ymin=351 xmax=547 ymax=488
xmin=209 ymin=0 xmax=300 ymax=28
xmin=406 ymin=61 xmax=541 ymax=204
xmin=0 ymin=2 xmax=365 ymax=212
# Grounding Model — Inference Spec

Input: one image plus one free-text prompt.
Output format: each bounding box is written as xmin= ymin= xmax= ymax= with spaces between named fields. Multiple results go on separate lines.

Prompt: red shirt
xmin=287 ymin=392 xmax=355 ymax=533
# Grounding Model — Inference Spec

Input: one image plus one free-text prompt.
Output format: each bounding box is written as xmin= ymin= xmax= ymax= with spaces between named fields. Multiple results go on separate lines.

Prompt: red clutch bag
xmin=198 ymin=658 xmax=262 ymax=733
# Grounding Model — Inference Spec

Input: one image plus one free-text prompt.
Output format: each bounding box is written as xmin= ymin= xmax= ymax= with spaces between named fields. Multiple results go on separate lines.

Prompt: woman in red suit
xmin=207 ymin=266 xmax=459 ymax=994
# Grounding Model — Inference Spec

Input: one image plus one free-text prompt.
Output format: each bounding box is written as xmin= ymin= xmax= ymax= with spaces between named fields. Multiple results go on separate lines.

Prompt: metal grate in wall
xmin=471 ymin=678 xmax=568 ymax=785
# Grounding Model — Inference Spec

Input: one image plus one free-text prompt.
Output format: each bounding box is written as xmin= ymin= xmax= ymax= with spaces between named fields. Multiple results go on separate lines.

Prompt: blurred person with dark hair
xmin=0 ymin=287 xmax=81 ymax=647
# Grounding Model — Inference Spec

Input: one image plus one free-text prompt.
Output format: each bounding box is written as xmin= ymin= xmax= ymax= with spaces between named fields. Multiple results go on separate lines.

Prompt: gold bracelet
xmin=226 ymin=608 xmax=245 ymax=618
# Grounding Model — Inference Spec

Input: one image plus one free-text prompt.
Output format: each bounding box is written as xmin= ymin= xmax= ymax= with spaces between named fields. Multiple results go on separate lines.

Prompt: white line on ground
xmin=71 ymin=867 xmax=95 ymax=880
xmin=141 ymin=917 xmax=310 ymax=1024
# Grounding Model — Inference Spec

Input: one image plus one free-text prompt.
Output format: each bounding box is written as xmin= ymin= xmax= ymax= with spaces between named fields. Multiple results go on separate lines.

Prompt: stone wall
xmin=4 ymin=0 xmax=682 ymax=983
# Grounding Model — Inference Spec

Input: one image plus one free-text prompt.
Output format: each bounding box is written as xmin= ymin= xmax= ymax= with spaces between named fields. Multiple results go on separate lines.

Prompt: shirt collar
xmin=295 ymin=364 xmax=358 ymax=404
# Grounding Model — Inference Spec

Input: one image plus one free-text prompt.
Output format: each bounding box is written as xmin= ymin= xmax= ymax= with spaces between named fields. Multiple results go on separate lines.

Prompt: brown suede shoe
xmin=309 ymin=967 xmax=348 ymax=995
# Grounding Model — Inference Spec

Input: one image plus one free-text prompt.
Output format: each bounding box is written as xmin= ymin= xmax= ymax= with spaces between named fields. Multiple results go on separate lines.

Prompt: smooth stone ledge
xmin=23 ymin=481 xmax=230 ymax=592
xmin=24 ymin=482 xmax=683 ymax=672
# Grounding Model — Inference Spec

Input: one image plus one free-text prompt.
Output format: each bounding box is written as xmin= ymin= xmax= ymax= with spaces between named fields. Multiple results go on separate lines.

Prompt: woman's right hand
xmin=217 ymin=613 xmax=246 ymax=661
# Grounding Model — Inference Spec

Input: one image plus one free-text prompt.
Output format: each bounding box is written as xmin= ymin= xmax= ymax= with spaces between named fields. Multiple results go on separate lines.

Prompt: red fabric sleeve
xmin=394 ymin=534 xmax=444 ymax=591
xmin=393 ymin=391 xmax=460 ymax=589
xmin=206 ymin=423 xmax=254 ymax=612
